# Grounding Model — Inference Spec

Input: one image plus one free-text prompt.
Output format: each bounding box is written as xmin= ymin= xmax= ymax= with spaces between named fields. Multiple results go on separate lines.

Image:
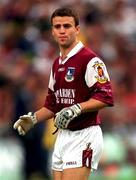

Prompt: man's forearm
xmin=35 ymin=107 xmax=55 ymax=122
xmin=80 ymin=98 xmax=108 ymax=113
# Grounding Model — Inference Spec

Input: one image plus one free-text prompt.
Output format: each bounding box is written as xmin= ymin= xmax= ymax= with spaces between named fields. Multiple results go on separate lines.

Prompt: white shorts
xmin=52 ymin=125 xmax=103 ymax=171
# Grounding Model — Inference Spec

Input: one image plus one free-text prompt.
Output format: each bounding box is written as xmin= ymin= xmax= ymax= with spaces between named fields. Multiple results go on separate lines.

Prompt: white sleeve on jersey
xmin=48 ymin=69 xmax=55 ymax=91
xmin=85 ymin=57 xmax=110 ymax=88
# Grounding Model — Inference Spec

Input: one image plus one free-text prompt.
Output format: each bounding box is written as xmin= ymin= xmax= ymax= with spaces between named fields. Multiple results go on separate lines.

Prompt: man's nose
xmin=60 ymin=26 xmax=65 ymax=33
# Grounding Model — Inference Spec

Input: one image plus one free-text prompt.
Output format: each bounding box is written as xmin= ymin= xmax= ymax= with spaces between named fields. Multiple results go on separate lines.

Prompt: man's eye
xmin=54 ymin=25 xmax=61 ymax=29
xmin=63 ymin=24 xmax=71 ymax=28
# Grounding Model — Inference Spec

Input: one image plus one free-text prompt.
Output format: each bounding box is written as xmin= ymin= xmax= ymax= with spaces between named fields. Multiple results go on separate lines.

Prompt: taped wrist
xmin=28 ymin=112 xmax=37 ymax=125
xmin=72 ymin=103 xmax=82 ymax=115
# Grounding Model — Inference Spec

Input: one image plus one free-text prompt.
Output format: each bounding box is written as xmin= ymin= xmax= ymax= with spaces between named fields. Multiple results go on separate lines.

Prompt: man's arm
xmin=54 ymin=98 xmax=108 ymax=129
xmin=35 ymin=107 xmax=54 ymax=123
xmin=80 ymin=98 xmax=108 ymax=113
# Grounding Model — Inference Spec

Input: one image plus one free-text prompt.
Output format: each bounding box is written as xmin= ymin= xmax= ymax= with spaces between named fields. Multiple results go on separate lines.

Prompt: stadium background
xmin=0 ymin=0 xmax=136 ymax=179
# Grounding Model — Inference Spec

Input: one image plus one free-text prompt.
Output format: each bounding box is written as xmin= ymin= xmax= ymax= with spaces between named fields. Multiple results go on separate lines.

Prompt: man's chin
xmin=60 ymin=42 xmax=70 ymax=48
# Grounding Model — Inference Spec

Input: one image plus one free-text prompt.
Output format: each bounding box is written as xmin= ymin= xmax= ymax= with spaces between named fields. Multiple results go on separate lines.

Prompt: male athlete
xmin=14 ymin=7 xmax=114 ymax=180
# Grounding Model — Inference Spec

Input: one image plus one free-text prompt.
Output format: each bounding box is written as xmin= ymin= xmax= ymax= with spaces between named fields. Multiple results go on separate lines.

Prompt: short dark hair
xmin=51 ymin=7 xmax=79 ymax=26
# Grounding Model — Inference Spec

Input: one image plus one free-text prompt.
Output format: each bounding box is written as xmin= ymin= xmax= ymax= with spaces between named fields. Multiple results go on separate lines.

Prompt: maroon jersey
xmin=44 ymin=42 xmax=114 ymax=130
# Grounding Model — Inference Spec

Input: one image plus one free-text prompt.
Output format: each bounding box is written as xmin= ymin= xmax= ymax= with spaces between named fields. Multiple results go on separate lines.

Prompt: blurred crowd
xmin=0 ymin=0 xmax=136 ymax=179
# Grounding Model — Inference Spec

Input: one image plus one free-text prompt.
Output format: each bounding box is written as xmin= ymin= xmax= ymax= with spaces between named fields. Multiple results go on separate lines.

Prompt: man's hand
xmin=13 ymin=112 xmax=37 ymax=135
xmin=54 ymin=104 xmax=82 ymax=129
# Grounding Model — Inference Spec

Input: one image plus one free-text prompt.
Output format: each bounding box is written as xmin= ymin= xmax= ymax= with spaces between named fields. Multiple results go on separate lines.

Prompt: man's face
xmin=52 ymin=16 xmax=80 ymax=48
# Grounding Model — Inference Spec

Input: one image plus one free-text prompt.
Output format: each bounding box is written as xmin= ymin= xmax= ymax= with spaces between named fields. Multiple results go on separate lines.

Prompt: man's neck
xmin=60 ymin=41 xmax=79 ymax=60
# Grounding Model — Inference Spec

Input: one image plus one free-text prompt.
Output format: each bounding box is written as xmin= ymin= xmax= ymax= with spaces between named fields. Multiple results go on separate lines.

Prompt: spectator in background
xmin=0 ymin=75 xmax=15 ymax=135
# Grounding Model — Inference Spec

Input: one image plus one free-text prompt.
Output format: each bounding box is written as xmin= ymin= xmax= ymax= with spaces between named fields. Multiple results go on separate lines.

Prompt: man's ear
xmin=76 ymin=25 xmax=80 ymax=35
xmin=51 ymin=28 xmax=54 ymax=36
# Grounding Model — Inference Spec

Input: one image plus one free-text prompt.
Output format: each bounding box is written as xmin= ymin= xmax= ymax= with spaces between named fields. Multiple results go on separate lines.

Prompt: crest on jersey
xmin=65 ymin=67 xmax=75 ymax=82
xmin=93 ymin=61 xmax=108 ymax=83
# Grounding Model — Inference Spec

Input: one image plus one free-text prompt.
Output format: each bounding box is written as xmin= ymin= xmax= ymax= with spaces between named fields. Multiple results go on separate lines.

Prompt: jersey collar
xmin=59 ymin=41 xmax=84 ymax=64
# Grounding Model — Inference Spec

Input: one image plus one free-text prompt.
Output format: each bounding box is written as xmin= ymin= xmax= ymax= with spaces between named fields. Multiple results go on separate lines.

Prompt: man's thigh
xmin=53 ymin=170 xmax=62 ymax=180
xmin=62 ymin=167 xmax=91 ymax=180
